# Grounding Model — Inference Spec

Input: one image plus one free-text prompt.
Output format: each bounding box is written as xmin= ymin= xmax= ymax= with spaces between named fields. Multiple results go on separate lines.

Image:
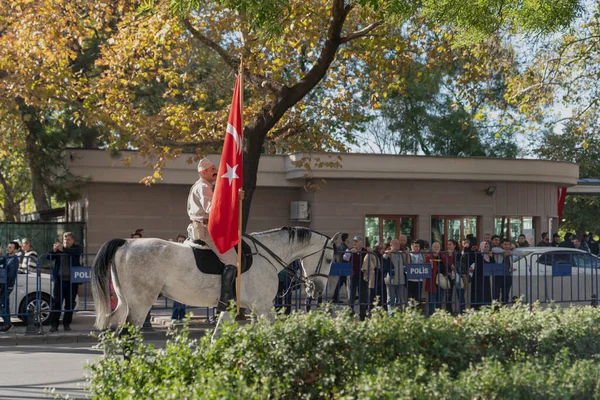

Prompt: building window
xmin=431 ymin=216 xmax=480 ymax=250
xmin=494 ymin=216 xmax=534 ymax=245
xmin=365 ymin=215 xmax=416 ymax=248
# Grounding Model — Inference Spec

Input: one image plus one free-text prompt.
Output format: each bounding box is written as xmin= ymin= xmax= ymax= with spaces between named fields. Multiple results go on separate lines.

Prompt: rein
xmin=242 ymin=232 xmax=334 ymax=290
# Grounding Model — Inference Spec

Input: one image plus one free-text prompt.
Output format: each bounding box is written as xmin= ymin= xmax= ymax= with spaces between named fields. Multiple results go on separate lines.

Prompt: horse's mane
xmin=254 ymin=226 xmax=329 ymax=245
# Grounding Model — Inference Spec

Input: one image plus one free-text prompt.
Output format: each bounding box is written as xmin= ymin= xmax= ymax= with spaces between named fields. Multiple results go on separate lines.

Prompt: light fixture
xmin=484 ymin=186 xmax=496 ymax=196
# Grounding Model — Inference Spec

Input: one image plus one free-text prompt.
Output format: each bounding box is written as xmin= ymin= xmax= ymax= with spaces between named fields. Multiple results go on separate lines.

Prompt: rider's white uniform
xmin=187 ymin=177 xmax=238 ymax=266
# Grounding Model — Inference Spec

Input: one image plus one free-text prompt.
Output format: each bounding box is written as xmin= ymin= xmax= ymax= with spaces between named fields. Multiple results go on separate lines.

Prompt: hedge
xmin=86 ymin=302 xmax=600 ymax=399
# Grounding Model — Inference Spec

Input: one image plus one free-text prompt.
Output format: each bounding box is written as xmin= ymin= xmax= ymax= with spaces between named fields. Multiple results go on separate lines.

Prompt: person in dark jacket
xmin=456 ymin=238 xmax=473 ymax=313
xmin=48 ymin=232 xmax=82 ymax=332
xmin=332 ymin=233 xmax=350 ymax=304
xmin=0 ymin=241 xmax=20 ymax=332
xmin=551 ymin=233 xmax=561 ymax=247
xmin=559 ymin=232 xmax=575 ymax=249
xmin=343 ymin=236 xmax=369 ymax=321
xmin=588 ymin=232 xmax=599 ymax=255
xmin=536 ymin=232 xmax=551 ymax=247
xmin=471 ymin=241 xmax=493 ymax=309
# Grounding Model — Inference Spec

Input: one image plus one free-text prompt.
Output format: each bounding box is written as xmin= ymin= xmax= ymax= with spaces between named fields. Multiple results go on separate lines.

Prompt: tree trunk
xmin=241 ymin=130 xmax=263 ymax=232
xmin=25 ymin=131 xmax=51 ymax=211
xmin=241 ymin=94 xmax=293 ymax=231
xmin=1 ymin=203 xmax=19 ymax=222
xmin=0 ymin=171 xmax=21 ymax=222
xmin=15 ymin=97 xmax=51 ymax=212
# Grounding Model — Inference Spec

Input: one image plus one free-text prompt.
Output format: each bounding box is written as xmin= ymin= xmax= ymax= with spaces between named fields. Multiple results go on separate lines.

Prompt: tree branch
xmin=287 ymin=0 xmax=351 ymax=103
xmin=183 ymin=18 xmax=284 ymax=94
xmin=273 ymin=126 xmax=304 ymax=143
xmin=183 ymin=18 xmax=240 ymax=70
xmin=270 ymin=121 xmax=297 ymax=139
xmin=340 ymin=21 xmax=383 ymax=44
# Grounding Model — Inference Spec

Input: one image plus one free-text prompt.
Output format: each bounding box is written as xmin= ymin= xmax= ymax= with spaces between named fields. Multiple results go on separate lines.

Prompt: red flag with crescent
xmin=208 ymin=76 xmax=243 ymax=253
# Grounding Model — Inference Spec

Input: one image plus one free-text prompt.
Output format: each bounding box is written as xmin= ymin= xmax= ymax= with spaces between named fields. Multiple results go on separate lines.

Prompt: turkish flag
xmin=208 ymin=76 xmax=243 ymax=254
xmin=557 ymin=187 xmax=567 ymax=225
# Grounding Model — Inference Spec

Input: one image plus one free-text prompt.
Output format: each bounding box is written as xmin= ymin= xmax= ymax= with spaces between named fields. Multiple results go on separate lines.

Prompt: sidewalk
xmin=0 ymin=305 xmax=217 ymax=347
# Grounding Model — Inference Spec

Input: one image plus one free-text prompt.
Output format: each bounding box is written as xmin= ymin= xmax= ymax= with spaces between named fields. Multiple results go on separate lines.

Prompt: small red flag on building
xmin=208 ymin=75 xmax=243 ymax=254
xmin=557 ymin=187 xmax=567 ymax=225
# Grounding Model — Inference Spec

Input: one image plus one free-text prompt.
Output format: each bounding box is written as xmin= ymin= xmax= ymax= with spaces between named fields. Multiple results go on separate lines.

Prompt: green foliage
xmin=170 ymin=0 xmax=582 ymax=43
xmin=535 ymin=122 xmax=600 ymax=235
xmin=352 ymin=23 xmax=522 ymax=157
xmin=88 ymin=304 xmax=600 ymax=399
xmin=559 ymin=196 xmax=600 ymax=237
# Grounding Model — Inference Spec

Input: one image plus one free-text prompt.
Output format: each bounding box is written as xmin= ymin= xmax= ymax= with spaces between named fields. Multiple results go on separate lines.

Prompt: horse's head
xmin=301 ymin=231 xmax=342 ymax=299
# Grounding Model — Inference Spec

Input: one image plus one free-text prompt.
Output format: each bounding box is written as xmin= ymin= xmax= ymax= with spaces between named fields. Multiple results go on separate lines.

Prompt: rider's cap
xmin=353 ymin=236 xmax=363 ymax=242
xmin=198 ymin=158 xmax=215 ymax=172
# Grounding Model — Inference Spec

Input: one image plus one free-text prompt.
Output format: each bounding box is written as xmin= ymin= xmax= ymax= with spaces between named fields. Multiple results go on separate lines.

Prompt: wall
xmin=308 ymin=179 xmax=558 ymax=241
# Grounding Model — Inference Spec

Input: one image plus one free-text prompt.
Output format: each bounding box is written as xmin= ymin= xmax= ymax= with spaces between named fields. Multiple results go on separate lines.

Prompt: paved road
xmin=0 ymin=343 xmax=99 ymax=399
xmin=0 ymin=341 xmax=166 ymax=399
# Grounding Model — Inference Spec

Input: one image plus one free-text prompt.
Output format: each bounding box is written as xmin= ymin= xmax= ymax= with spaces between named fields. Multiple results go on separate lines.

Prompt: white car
xmin=7 ymin=269 xmax=53 ymax=325
xmin=508 ymin=247 xmax=600 ymax=304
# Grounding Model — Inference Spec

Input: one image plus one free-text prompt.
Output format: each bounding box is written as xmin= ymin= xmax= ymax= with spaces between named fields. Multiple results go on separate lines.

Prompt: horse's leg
xmin=243 ymin=271 xmax=279 ymax=321
xmin=108 ymin=303 xmax=128 ymax=331
xmin=125 ymin=297 xmax=155 ymax=328
xmin=252 ymin=299 xmax=277 ymax=321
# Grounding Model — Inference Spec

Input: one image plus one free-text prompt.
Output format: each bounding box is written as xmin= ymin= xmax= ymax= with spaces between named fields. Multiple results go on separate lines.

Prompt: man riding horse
xmin=187 ymin=158 xmax=239 ymax=312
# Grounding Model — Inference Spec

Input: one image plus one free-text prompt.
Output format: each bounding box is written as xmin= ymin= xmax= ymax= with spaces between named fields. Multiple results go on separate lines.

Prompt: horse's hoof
xmin=235 ymin=313 xmax=246 ymax=321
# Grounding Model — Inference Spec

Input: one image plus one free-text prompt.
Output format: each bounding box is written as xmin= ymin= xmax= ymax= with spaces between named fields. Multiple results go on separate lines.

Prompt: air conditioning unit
xmin=290 ymin=201 xmax=310 ymax=221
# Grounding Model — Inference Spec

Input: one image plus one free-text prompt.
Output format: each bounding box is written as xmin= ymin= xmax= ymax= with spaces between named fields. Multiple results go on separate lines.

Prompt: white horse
xmin=91 ymin=227 xmax=341 ymax=330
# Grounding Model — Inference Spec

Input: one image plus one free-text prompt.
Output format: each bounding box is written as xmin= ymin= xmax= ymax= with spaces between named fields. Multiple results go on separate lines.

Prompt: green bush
xmin=87 ymin=303 xmax=600 ymax=399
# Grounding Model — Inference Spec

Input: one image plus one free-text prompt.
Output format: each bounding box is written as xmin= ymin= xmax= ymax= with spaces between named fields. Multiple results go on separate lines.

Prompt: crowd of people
xmin=301 ymin=230 xmax=599 ymax=320
xmin=0 ymin=233 xmax=79 ymax=333
xmin=0 ymin=228 xmax=190 ymax=333
xmin=2 ymin=225 xmax=597 ymax=331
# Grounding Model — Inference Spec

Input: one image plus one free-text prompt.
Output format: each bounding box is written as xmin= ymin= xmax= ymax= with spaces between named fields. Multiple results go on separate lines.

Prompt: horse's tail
xmin=92 ymin=238 xmax=127 ymax=330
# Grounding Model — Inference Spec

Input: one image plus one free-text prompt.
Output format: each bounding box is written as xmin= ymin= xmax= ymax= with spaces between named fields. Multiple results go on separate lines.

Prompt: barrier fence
xmin=0 ymin=249 xmax=598 ymax=326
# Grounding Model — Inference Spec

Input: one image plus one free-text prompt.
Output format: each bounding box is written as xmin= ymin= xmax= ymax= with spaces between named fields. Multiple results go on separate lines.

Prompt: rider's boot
xmin=217 ymin=265 xmax=237 ymax=312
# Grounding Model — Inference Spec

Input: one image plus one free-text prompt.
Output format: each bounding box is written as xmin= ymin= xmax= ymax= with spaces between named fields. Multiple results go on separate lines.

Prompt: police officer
xmin=187 ymin=158 xmax=240 ymax=312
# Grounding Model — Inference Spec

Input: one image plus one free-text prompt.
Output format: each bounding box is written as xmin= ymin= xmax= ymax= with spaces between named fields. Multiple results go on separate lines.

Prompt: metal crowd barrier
xmin=2 ymin=249 xmax=599 ymax=326
xmin=273 ymin=249 xmax=600 ymax=316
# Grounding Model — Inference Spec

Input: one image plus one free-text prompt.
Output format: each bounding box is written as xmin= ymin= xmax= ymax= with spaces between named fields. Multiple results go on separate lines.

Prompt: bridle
xmin=243 ymin=232 xmax=335 ymax=290
xmin=300 ymin=238 xmax=335 ymax=280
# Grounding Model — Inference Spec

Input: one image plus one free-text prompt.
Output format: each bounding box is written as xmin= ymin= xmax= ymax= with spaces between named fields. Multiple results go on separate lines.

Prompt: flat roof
xmin=567 ymin=178 xmax=600 ymax=195
xmin=66 ymin=149 xmax=580 ymax=187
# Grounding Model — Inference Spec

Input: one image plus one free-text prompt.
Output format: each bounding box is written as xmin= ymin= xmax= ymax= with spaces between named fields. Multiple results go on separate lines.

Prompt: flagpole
xmin=236 ymin=59 xmax=244 ymax=318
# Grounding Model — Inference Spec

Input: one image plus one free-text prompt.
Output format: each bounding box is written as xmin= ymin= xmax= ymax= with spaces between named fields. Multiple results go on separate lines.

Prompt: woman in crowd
xmin=374 ymin=244 xmax=387 ymax=307
xmin=471 ymin=241 xmax=493 ymax=309
xmin=383 ymin=239 xmax=405 ymax=312
xmin=362 ymin=245 xmax=383 ymax=315
xmin=444 ymin=239 xmax=461 ymax=314
xmin=425 ymin=242 xmax=447 ymax=315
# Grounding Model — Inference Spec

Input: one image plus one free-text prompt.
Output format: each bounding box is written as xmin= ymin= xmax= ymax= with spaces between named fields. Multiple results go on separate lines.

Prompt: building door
xmin=365 ymin=215 xmax=416 ymax=248
xmin=431 ymin=216 xmax=480 ymax=249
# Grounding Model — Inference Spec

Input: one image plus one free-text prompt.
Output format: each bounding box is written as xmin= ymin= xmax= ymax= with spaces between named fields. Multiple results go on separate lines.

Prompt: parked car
xmin=508 ymin=247 xmax=600 ymax=304
xmin=8 ymin=269 xmax=53 ymax=325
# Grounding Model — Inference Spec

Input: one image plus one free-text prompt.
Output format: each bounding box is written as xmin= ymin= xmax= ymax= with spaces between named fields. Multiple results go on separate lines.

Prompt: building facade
xmin=66 ymin=149 xmax=579 ymax=252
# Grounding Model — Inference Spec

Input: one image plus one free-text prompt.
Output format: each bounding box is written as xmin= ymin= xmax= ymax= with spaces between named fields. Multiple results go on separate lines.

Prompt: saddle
xmin=190 ymin=239 xmax=253 ymax=275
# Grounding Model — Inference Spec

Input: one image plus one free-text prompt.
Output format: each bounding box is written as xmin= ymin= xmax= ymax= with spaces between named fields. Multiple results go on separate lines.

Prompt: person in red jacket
xmin=343 ymin=236 xmax=369 ymax=321
xmin=425 ymin=242 xmax=444 ymax=315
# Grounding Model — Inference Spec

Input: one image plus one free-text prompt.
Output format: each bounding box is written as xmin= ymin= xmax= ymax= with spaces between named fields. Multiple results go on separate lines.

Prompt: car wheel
xmin=18 ymin=293 xmax=52 ymax=325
